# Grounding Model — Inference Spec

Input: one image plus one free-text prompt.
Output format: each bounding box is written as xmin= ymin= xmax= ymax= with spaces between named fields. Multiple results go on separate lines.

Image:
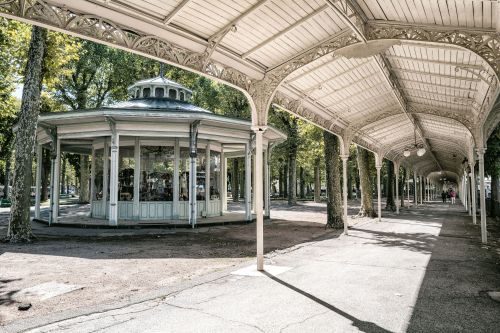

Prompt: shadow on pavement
xmin=405 ymin=203 xmax=500 ymax=332
xmin=263 ymin=271 xmax=394 ymax=333
xmin=349 ymin=228 xmax=438 ymax=254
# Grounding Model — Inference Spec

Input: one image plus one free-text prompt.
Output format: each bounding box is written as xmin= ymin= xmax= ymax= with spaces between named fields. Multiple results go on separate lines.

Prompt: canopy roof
xmin=108 ymin=98 xmax=210 ymax=113
xmin=2 ymin=0 xmax=500 ymax=183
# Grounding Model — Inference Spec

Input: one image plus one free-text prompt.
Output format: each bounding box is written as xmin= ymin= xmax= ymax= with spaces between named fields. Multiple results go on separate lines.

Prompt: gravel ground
xmin=0 ymin=200 xmax=369 ymax=325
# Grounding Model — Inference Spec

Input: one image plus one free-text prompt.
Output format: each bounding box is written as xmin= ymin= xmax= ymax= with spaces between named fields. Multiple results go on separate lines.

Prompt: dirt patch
xmin=0 ymin=218 xmax=339 ymax=325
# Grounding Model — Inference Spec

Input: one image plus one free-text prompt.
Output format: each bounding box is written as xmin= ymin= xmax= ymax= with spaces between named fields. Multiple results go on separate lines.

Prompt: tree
xmin=297 ymin=123 xmax=323 ymax=202
xmin=400 ymin=167 xmax=406 ymax=208
xmin=7 ymin=26 xmax=47 ymax=242
xmin=314 ymin=157 xmax=321 ymax=203
xmin=485 ymin=124 xmax=500 ymax=218
xmin=356 ymin=146 xmax=377 ymax=218
xmin=385 ymin=160 xmax=396 ymax=211
xmin=0 ymin=19 xmax=29 ymax=199
xmin=269 ymin=109 xmax=300 ymax=205
xmin=323 ymin=131 xmax=343 ymax=228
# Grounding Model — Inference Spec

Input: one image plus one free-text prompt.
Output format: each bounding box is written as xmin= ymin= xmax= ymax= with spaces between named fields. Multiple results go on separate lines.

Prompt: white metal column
xmin=264 ymin=145 xmax=270 ymax=218
xmin=468 ymin=172 xmax=472 ymax=216
xmin=421 ymin=177 xmax=424 ymax=203
xmin=395 ymin=163 xmax=399 ymax=215
xmin=133 ymin=138 xmax=140 ymax=219
xmin=109 ymin=131 xmax=119 ymax=226
xmin=477 ymin=149 xmax=487 ymax=243
xmin=341 ymin=155 xmax=349 ymax=234
xmin=252 ymin=149 xmax=256 ymax=213
xmin=254 ymin=127 xmax=264 ymax=271
xmin=413 ymin=172 xmax=417 ymax=205
xmin=53 ymin=138 xmax=61 ymax=224
xmin=222 ymin=156 xmax=227 ymax=212
xmin=245 ymin=141 xmax=252 ymax=221
xmin=470 ymin=162 xmax=477 ymax=225
xmin=173 ymin=138 xmax=180 ymax=219
xmin=90 ymin=147 xmax=96 ymax=217
xmin=375 ymin=156 xmax=382 ymax=222
xmin=102 ymin=140 xmax=109 ymax=218
xmin=205 ymin=142 xmax=211 ymax=216
xmin=220 ymin=145 xmax=225 ymax=216
xmin=189 ymin=155 xmax=197 ymax=226
xmin=35 ymin=144 xmax=42 ymax=219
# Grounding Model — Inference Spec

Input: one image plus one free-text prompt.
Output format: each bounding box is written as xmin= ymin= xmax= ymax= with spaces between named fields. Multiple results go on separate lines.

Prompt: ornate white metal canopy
xmin=1 ymin=0 xmax=499 ymax=179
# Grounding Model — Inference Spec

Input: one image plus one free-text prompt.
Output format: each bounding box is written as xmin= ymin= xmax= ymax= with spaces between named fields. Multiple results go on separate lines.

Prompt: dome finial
xmin=160 ymin=63 xmax=165 ymax=78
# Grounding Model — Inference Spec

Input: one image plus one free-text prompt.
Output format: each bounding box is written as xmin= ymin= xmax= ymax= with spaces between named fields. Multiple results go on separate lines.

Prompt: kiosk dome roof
xmin=129 ymin=76 xmax=192 ymax=93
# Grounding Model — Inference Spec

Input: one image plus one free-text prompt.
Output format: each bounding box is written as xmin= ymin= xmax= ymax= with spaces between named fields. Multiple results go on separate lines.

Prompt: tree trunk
xmin=323 ymin=131 xmax=343 ymax=229
xmin=287 ymin=154 xmax=296 ymax=205
xmin=299 ymin=166 xmax=305 ymax=199
xmin=355 ymin=175 xmax=360 ymax=199
xmin=314 ymin=157 xmax=321 ymax=203
xmin=356 ymin=146 xmax=377 ymax=218
xmin=232 ymin=158 xmax=239 ymax=202
xmin=279 ymin=168 xmax=283 ymax=198
xmin=385 ymin=160 xmax=396 ymax=211
xmin=7 ymin=26 xmax=47 ymax=242
xmin=79 ymin=155 xmax=90 ymax=203
xmin=490 ymin=174 xmax=498 ymax=218
xmin=400 ymin=168 xmax=406 ymax=208
xmin=3 ymin=156 xmax=11 ymax=199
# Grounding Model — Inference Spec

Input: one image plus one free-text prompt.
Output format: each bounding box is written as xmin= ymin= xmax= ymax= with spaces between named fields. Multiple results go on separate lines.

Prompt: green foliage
xmin=0 ymin=19 xmax=28 ymax=161
xmin=485 ymin=124 xmax=500 ymax=177
xmin=54 ymin=40 xmax=158 ymax=109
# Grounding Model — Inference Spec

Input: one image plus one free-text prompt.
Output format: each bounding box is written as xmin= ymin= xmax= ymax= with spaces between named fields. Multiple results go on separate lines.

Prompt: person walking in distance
xmin=450 ymin=189 xmax=456 ymax=204
xmin=441 ymin=190 xmax=447 ymax=203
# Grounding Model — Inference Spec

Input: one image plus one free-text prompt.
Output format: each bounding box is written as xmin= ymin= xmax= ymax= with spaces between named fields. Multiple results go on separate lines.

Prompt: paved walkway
xmin=3 ymin=201 xmax=499 ymax=333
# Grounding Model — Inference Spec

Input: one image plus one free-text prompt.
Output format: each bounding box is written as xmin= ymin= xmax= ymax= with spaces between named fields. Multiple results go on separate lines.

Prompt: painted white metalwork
xmin=35 ymin=145 xmax=42 ymax=219
xmin=477 ymin=148 xmax=488 ymax=243
xmin=253 ymin=127 xmax=265 ymax=271
xmin=133 ymin=137 xmax=140 ymax=219
xmin=341 ymin=154 xmax=349 ymax=234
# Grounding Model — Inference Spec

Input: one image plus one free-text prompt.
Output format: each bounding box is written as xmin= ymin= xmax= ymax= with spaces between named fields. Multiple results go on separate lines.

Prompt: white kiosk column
xmin=133 ymin=138 xmax=140 ymax=219
xmin=189 ymin=121 xmax=200 ymax=227
xmin=35 ymin=144 xmax=42 ymax=219
xmin=220 ymin=145 xmax=226 ymax=215
xmin=375 ymin=154 xmax=382 ymax=222
xmin=477 ymin=148 xmax=487 ymax=243
xmin=470 ymin=161 xmax=477 ymax=225
xmin=222 ymin=155 xmax=228 ymax=212
xmin=205 ymin=142 xmax=211 ymax=217
xmin=244 ymin=140 xmax=252 ymax=221
xmin=264 ymin=144 xmax=271 ymax=218
xmin=173 ymin=138 xmax=180 ymax=219
xmin=253 ymin=127 xmax=265 ymax=271
xmin=341 ymin=155 xmax=349 ymax=234
xmin=52 ymin=137 xmax=61 ymax=224
xmin=102 ymin=140 xmax=109 ymax=218
xmin=109 ymin=130 xmax=119 ymax=226
xmin=395 ymin=162 xmax=399 ymax=215
xmin=90 ymin=147 xmax=96 ymax=217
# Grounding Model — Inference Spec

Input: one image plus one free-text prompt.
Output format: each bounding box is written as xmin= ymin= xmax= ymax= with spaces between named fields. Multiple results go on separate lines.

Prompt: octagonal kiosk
xmin=34 ymin=76 xmax=286 ymax=227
